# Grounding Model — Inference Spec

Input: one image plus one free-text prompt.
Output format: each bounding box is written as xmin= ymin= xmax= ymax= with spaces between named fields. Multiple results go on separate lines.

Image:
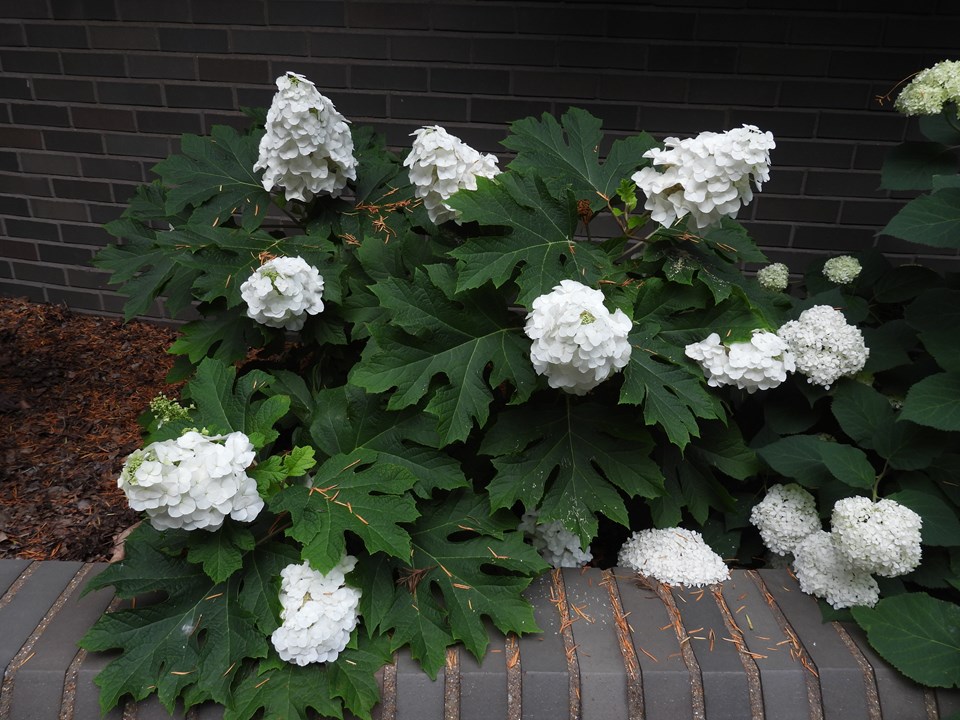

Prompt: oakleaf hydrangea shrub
xmin=87 ymin=67 xmax=960 ymax=716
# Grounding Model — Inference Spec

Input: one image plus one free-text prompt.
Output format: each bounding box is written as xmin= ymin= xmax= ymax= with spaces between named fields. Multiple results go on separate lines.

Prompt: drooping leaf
xmin=79 ymin=524 xmax=266 ymax=713
xmin=481 ymin=401 xmax=664 ymax=546
xmin=880 ymin=142 xmax=958 ymax=191
xmin=900 ymin=372 xmax=960 ymax=431
xmin=448 ymin=172 xmax=613 ymax=306
xmin=881 ymin=188 xmax=960 ymax=250
xmin=501 ymin=107 xmax=656 ymax=210
xmin=349 ymin=270 xmax=536 ymax=444
xmin=852 ymin=593 xmax=960 ymax=688
xmin=687 ymin=421 xmax=761 ymax=481
xmin=755 ymin=435 xmax=843 ymax=488
xmin=269 ymin=449 xmax=419 ymax=573
xmin=889 ymin=479 xmax=960 ymax=547
xmin=905 ymin=289 xmax=960 ymax=372
xmin=380 ymin=490 xmax=547 ymax=672
xmin=154 ymin=125 xmax=270 ymax=231
xmin=309 ymin=385 xmax=467 ymax=497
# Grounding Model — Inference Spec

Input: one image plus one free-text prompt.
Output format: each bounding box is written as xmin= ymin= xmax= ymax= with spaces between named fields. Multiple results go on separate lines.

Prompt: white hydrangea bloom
xmin=118 ymin=430 xmax=262 ymax=532
xmin=631 ymin=124 xmax=775 ymax=230
xmin=777 ymin=305 xmax=869 ymax=390
xmin=685 ymin=330 xmax=795 ymax=394
xmin=749 ymin=483 xmax=821 ymax=556
xmin=271 ymin=556 xmax=362 ymax=666
xmin=618 ymin=527 xmax=729 ymax=587
xmin=240 ymin=256 xmax=324 ymax=331
xmin=895 ymin=60 xmax=960 ymax=117
xmin=525 ymin=279 xmax=632 ymax=395
xmin=792 ymin=530 xmax=879 ymax=609
xmin=822 ymin=256 xmax=862 ymax=285
xmin=518 ymin=509 xmax=593 ymax=568
xmin=403 ymin=125 xmax=501 ymax=224
xmin=756 ymin=262 xmax=790 ymax=292
xmin=254 ymin=72 xmax=357 ymax=201
xmin=831 ymin=496 xmax=923 ymax=578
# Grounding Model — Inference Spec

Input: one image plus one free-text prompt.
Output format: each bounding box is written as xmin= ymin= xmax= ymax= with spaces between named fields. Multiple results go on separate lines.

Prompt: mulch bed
xmin=0 ymin=296 xmax=180 ymax=562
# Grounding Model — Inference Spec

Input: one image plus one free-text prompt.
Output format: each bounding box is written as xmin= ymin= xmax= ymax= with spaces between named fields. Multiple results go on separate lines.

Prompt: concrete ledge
xmin=0 ymin=561 xmax=957 ymax=719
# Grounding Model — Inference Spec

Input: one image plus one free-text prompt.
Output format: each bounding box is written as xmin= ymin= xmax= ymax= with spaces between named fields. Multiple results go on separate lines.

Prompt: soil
xmin=0 ymin=296 xmax=181 ymax=562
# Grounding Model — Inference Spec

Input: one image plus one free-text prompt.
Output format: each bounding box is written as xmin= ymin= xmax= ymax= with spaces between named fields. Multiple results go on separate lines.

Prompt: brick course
xmin=1 ymin=0 xmax=958 ymax=316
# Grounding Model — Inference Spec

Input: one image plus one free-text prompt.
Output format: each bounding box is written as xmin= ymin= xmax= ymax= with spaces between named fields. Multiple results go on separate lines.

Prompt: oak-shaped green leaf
xmin=448 ymin=172 xmax=613 ymax=306
xmin=481 ymin=401 xmax=664 ymax=547
xmin=269 ymin=449 xmax=419 ymax=573
xmin=852 ymin=592 xmax=960 ymax=688
xmin=309 ymin=385 xmax=467 ymax=497
xmin=173 ymin=522 xmax=256 ymax=584
xmin=881 ymin=188 xmax=960 ymax=250
xmin=393 ymin=491 xmax=547 ymax=667
xmin=349 ymin=272 xmax=536 ymax=444
xmin=154 ymin=125 xmax=270 ymax=231
xmin=900 ymin=372 xmax=960 ymax=431
xmin=80 ymin=524 xmax=266 ymax=713
xmin=501 ymin=107 xmax=656 ymax=210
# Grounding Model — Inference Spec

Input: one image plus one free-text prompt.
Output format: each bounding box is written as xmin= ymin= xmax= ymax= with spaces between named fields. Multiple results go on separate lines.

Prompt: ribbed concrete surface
xmin=0 ymin=561 xmax=957 ymax=719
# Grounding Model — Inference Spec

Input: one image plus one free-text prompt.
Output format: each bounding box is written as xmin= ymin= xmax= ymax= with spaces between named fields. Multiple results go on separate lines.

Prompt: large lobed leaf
xmin=448 ymin=172 xmax=613 ymax=306
xmin=501 ymin=107 xmax=656 ymax=210
xmin=349 ymin=267 xmax=537 ymax=444
xmin=481 ymin=400 xmax=665 ymax=547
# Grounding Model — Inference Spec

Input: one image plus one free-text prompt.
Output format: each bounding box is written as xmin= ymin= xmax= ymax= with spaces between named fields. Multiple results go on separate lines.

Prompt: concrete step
xmin=0 ymin=560 xmax=956 ymax=719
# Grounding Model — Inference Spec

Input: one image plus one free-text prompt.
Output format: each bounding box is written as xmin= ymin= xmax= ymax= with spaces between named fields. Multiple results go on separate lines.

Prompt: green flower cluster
xmin=895 ymin=59 xmax=960 ymax=117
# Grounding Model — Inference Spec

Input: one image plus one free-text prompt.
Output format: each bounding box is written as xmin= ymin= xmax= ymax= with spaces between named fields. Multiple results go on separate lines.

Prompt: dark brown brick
xmin=0 ymin=76 xmax=32 ymax=100
xmin=310 ymin=31 xmax=389 ymax=60
xmin=637 ymin=105 xmax=726 ymax=135
xmin=818 ymin=111 xmax=906 ymax=141
xmin=198 ymin=57 xmax=270 ymax=84
xmin=89 ymin=24 xmax=157 ymax=50
xmin=431 ymin=4 xmax=517 ymax=32
xmin=80 ymin=156 xmax=147 ymax=181
xmin=50 ymin=0 xmax=118 ymax=20
xmin=6 ymin=218 xmax=60 ymax=242
xmin=231 ymin=28 xmax=309 ymax=55
xmin=31 ymin=197 xmax=90 ymax=222
xmin=333 ymin=91 xmax=387 ymax=118
xmin=193 ymin=0 xmax=265 ymax=24
xmin=789 ymin=14 xmax=884 ymax=46
xmin=128 ymin=54 xmax=197 ymax=80
xmin=157 ymin=27 xmax=229 ymax=53
xmin=10 ymin=102 xmax=71 ymax=127
xmin=66 ymin=266 xmax=112 ymax=289
xmin=4 ymin=127 xmax=44 ymax=149
xmin=647 ymin=44 xmax=737 ymax=73
xmin=391 ymin=94 xmax=468 ymax=123
xmin=754 ymin=196 xmax=841 ymax=224
xmin=513 ymin=70 xmax=597 ymax=99
xmin=0 ymin=172 xmax=52 ymax=196
xmin=471 ymin=97 xmax=554 ymax=125
xmin=839 ymin=199 xmax=905 ymax=226
xmin=0 ymin=260 xmax=11 ymax=280
xmin=61 ymin=51 xmax=127 ymax=77
xmin=0 ymin=281 xmax=47 ymax=303
xmin=136 ymin=109 xmax=203 ymax=135
xmin=1 ymin=48 xmax=62 ymax=73
xmin=24 ymin=22 xmax=88 ymax=48
xmin=34 ymin=78 xmax=97 ymax=103
xmin=19 ymin=152 xmax=79 ymax=176
xmin=201 ymin=112 xmax=250 ymax=134
xmin=71 ymin=106 xmax=137 ymax=132
xmin=391 ymin=35 xmax=469 ymax=62
xmin=689 ymin=77 xmax=780 ymax=106
xmin=44 ymin=129 xmax=105 ymax=154
xmin=37 ymin=241 xmax=94 ymax=265
xmin=431 ymin=67 xmax=510 ymax=96
xmin=59 ymin=221 xmax=114 ymax=246
xmin=267 ymin=1 xmax=345 ymax=27
xmin=805 ymin=170 xmax=883 ymax=198
xmin=0 ymin=21 xmax=26 ymax=46
xmin=116 ymin=0 xmax=190 ymax=23
xmin=516 ymin=6 xmax=605 ymax=36
xmin=12 ymin=260 xmax=65 ymax=284
xmin=557 ymin=39 xmax=646 ymax=71
xmin=88 ymin=202 xmax=124 ymax=224
xmin=0 ymin=0 xmax=50 ymax=19
xmin=352 ymin=64 xmax=428 ymax=92
xmin=597 ymin=73 xmax=687 ymax=103
xmin=694 ymin=11 xmax=788 ymax=42
xmin=774 ymin=139 xmax=856 ymax=169
xmin=53 ymin=178 xmax=115 ymax=202
xmin=0 ymin=151 xmax=18 ymax=173
xmin=0 ymin=238 xmax=39 ymax=260
xmin=45 ymin=286 xmax=104 ymax=310
xmin=728 ymin=109 xmax=819 ymax=139
xmin=97 ymin=80 xmax=164 ymax=106
xmin=103 ymin=133 xmax=171 ymax=159
xmin=794 ymin=224 xmax=878 ymax=251
xmin=345 ymin=2 xmax=430 ymax=30
xmin=473 ymin=37 xmax=557 ymax=67
xmin=165 ymin=83 xmax=236 ymax=110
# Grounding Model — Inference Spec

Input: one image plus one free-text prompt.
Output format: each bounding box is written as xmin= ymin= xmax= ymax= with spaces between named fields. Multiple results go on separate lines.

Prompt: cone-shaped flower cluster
xmin=118 ymin=430 xmax=262 ymax=531
xmin=631 ymin=124 xmax=775 ymax=229
xmin=240 ymin=256 xmax=325 ymax=331
xmin=777 ymin=305 xmax=869 ymax=390
xmin=271 ymin=556 xmax=362 ymax=666
xmin=518 ymin=509 xmax=593 ymax=568
xmin=895 ymin=60 xmax=960 ymax=117
xmin=685 ymin=330 xmax=795 ymax=394
xmin=403 ymin=125 xmax=500 ymax=224
xmin=525 ymin=279 xmax=632 ymax=395
xmin=254 ymin=72 xmax=357 ymax=202
xmin=618 ymin=527 xmax=730 ymax=587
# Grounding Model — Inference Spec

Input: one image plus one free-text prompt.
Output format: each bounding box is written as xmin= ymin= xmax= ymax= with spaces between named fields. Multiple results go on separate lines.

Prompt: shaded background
xmin=1 ymin=0 xmax=959 ymax=318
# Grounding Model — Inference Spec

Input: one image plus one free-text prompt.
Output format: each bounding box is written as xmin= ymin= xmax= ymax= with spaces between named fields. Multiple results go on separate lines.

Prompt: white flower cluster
xmin=792 ymin=531 xmax=880 ymax=609
xmin=404 ymin=125 xmax=501 ymax=224
xmin=831 ymin=496 xmax=923 ymax=578
xmin=777 ymin=305 xmax=869 ymax=390
xmin=525 ymin=280 xmax=632 ymax=395
xmin=750 ymin=487 xmax=923 ymax=609
xmin=895 ymin=60 xmax=960 ymax=117
xmin=631 ymin=124 xmax=775 ymax=230
xmin=749 ymin=483 xmax=821 ymax=556
xmin=756 ymin=262 xmax=789 ymax=292
xmin=118 ymin=430 xmax=262 ymax=532
xmin=271 ymin=556 xmax=362 ymax=666
xmin=240 ymin=256 xmax=325 ymax=331
xmin=618 ymin=527 xmax=729 ymax=587
xmin=518 ymin=510 xmax=593 ymax=568
xmin=254 ymin=72 xmax=357 ymax=202
xmin=822 ymin=256 xmax=862 ymax=285
xmin=685 ymin=330 xmax=795 ymax=394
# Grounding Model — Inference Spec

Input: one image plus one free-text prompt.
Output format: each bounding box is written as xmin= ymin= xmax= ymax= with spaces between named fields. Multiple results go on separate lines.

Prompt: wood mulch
xmin=0 ymin=296 xmax=180 ymax=562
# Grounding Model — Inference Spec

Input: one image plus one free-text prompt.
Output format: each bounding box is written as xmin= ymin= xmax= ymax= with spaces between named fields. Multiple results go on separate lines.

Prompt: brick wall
xmin=2 ymin=0 xmax=959 ymax=317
